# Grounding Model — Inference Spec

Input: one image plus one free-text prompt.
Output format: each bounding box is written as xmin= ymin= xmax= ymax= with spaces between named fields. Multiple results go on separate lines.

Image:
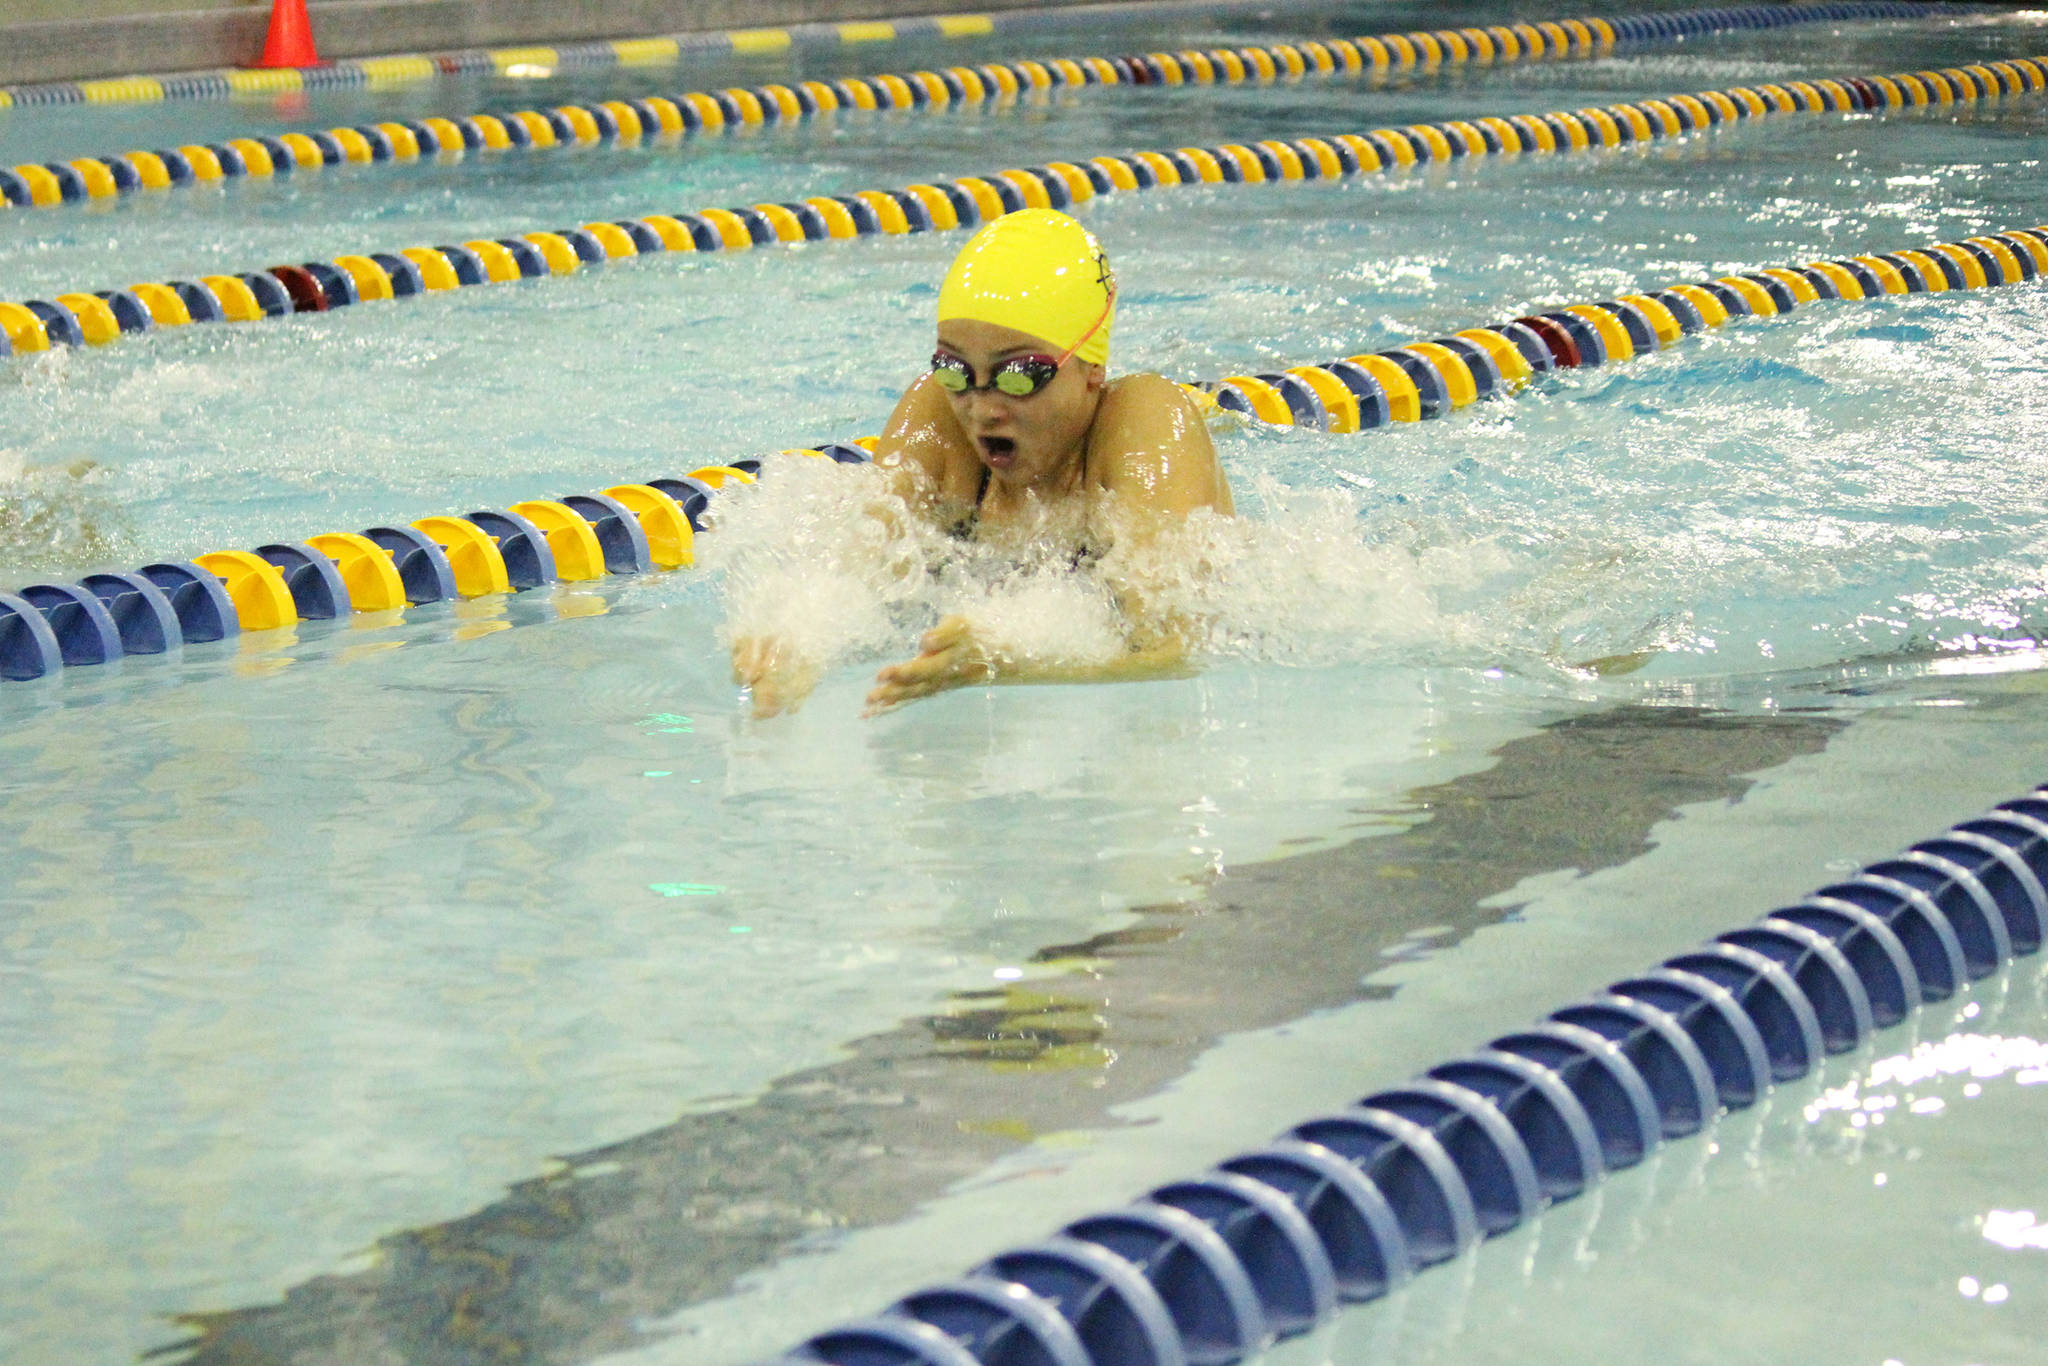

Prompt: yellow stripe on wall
xmin=729 ymin=28 xmax=793 ymax=54
xmin=356 ymin=56 xmax=438 ymax=87
xmin=81 ymin=77 xmax=168 ymax=102
xmin=611 ymin=38 xmax=681 ymax=66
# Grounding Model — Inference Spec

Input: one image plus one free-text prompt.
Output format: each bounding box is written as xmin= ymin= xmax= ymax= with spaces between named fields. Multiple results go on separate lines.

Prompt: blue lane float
xmin=1203 ymin=226 xmax=2048 ymax=433
xmin=77 ymin=571 xmax=183 ymax=655
xmin=763 ymin=786 xmax=2048 ymax=1366
xmin=0 ymin=591 xmax=65 ymax=679
xmin=0 ymin=456 xmax=778 ymax=680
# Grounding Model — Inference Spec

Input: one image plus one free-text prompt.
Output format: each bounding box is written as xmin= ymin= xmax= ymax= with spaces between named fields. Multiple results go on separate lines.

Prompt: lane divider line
xmin=0 ymin=4 xmax=1933 ymax=215
xmin=3 ymin=224 xmax=2042 ymax=682
xmin=1196 ymin=225 xmax=2048 ymax=432
xmin=0 ymin=1 xmax=1934 ymax=114
xmin=6 ymin=53 xmax=2041 ymax=360
xmin=752 ymin=783 xmax=2048 ymax=1366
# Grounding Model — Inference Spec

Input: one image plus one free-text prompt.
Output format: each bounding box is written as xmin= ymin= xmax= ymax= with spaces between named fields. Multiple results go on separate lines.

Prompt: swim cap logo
xmin=1094 ymin=247 xmax=1117 ymax=301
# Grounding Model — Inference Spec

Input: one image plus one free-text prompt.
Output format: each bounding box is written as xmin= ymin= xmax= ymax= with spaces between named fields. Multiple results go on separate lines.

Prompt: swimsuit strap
xmin=949 ymin=463 xmax=992 ymax=541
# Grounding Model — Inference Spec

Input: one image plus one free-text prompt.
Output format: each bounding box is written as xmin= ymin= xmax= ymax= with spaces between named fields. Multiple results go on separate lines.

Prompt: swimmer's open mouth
xmin=979 ymin=436 xmax=1017 ymax=463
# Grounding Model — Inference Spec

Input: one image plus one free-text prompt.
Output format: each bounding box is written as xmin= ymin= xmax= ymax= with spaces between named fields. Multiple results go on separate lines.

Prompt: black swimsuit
xmin=947 ymin=465 xmax=993 ymax=541
xmin=949 ymin=465 xmax=1102 ymax=569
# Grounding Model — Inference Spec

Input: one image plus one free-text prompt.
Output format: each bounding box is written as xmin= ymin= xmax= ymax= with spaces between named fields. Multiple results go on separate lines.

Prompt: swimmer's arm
xmin=1086 ymin=372 xmax=1231 ymax=653
xmin=863 ymin=614 xmax=1193 ymax=715
xmin=733 ymin=376 xmax=966 ymax=718
xmin=1092 ymin=372 xmax=1234 ymax=527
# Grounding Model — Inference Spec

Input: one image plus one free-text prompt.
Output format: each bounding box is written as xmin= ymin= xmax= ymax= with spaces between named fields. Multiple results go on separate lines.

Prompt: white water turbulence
xmin=0 ymin=437 xmax=126 ymax=570
xmin=701 ymin=455 xmax=1526 ymax=715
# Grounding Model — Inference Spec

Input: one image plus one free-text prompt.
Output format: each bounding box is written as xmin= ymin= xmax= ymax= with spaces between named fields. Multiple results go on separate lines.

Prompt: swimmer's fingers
xmin=752 ymin=681 xmax=800 ymax=719
xmin=731 ymin=636 xmax=770 ymax=685
xmin=731 ymin=637 xmax=821 ymax=718
xmin=863 ymin=622 xmax=994 ymax=716
xmin=862 ymin=657 xmax=933 ymax=715
xmin=862 ymin=664 xmax=943 ymax=716
xmin=732 ymin=636 xmax=796 ymax=688
xmin=750 ymin=664 xmax=821 ymax=719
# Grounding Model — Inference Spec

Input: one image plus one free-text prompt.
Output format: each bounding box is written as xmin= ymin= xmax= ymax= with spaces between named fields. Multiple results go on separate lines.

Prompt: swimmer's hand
xmin=864 ymin=615 xmax=997 ymax=716
xmin=732 ymin=636 xmax=823 ymax=719
xmin=865 ymin=613 xmax=1200 ymax=717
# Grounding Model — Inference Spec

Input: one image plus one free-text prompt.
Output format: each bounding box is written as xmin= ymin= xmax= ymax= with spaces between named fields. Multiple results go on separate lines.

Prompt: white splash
xmin=697 ymin=459 xmax=1529 ymax=693
xmin=0 ymin=452 xmax=124 ymax=574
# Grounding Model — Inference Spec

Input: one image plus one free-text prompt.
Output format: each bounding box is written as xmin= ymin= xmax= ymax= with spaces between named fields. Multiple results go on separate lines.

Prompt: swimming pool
xmin=2 ymin=3 xmax=2045 ymax=1364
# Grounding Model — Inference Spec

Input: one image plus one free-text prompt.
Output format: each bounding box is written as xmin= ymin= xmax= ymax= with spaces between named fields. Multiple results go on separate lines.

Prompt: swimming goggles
xmin=930 ymin=282 xmax=1116 ymax=398
xmin=929 ymin=348 xmax=1065 ymax=398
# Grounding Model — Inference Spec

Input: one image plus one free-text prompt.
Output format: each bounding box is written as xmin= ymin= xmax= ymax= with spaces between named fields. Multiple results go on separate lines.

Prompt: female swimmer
xmin=732 ymin=208 xmax=1233 ymax=717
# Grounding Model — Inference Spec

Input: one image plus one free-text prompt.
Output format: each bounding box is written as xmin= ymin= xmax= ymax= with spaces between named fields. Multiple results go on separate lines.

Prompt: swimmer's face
xmin=933 ymin=318 xmax=1104 ymax=487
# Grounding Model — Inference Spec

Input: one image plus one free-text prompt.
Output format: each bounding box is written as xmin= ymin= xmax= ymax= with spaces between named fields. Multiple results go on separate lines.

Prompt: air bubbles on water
xmin=104 ymin=359 xmax=241 ymax=426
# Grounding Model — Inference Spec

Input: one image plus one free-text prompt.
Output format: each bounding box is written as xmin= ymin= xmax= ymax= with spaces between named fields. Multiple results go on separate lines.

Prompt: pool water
xmin=637 ymin=673 xmax=2048 ymax=1366
xmin=1 ymin=4 xmax=2046 ymax=1364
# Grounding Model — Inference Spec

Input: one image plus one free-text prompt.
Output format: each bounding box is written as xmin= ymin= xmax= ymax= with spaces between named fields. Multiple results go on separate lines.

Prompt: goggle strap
xmin=1051 ymin=284 xmax=1116 ymax=370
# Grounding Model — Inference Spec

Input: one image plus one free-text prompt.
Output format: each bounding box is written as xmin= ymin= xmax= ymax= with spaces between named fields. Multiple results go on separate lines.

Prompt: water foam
xmin=700 ymin=457 xmax=1528 ymax=704
xmin=0 ymin=451 xmax=126 ymax=575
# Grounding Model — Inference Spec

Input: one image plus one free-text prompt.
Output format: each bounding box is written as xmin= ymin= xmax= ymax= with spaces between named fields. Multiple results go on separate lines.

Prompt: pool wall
xmin=0 ymin=0 xmax=1104 ymax=87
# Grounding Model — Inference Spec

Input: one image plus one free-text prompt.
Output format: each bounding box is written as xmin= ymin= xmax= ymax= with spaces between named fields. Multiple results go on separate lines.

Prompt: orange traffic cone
xmin=250 ymin=0 xmax=323 ymax=68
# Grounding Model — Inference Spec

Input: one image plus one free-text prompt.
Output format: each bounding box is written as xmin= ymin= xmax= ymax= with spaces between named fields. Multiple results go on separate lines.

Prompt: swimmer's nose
xmin=961 ymin=386 xmax=1013 ymax=418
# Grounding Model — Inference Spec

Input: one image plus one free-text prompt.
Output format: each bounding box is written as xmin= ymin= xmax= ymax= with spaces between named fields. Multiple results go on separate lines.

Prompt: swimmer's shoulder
xmin=877 ymin=371 xmax=983 ymax=506
xmin=1098 ymin=371 xmax=1201 ymax=415
xmin=1095 ymin=372 xmax=1216 ymax=450
xmin=1089 ymin=372 xmax=1231 ymax=512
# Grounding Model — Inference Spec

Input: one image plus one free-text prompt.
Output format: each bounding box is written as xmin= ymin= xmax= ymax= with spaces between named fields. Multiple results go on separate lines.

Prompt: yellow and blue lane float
xmin=1202 ymin=226 xmax=2048 ymax=433
xmin=5 ymin=225 xmax=2045 ymax=683
xmin=0 ymin=3 xmax=1940 ymax=214
xmin=7 ymin=52 xmax=2045 ymax=360
xmin=0 ymin=462 xmax=799 ymax=679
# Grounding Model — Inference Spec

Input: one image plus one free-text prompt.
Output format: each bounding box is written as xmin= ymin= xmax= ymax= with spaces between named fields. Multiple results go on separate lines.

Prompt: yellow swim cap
xmin=936 ymin=208 xmax=1117 ymax=367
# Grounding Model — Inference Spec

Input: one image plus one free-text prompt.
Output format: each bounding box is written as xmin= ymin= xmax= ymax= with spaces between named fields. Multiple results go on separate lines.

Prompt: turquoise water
xmin=2 ymin=4 xmax=2047 ymax=1364
xmin=642 ymin=675 xmax=2048 ymax=1366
